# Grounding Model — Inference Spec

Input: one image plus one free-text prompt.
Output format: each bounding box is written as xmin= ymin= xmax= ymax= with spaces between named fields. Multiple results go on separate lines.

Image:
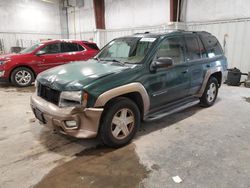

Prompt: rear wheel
xmin=11 ymin=67 xmax=34 ymax=87
xmin=100 ymin=97 xmax=140 ymax=148
xmin=200 ymin=77 xmax=219 ymax=107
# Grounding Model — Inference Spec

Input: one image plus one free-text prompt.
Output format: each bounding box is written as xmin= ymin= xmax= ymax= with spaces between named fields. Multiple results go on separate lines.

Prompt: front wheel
xmin=100 ymin=97 xmax=140 ymax=148
xmin=200 ymin=77 xmax=219 ymax=107
xmin=11 ymin=67 xmax=34 ymax=87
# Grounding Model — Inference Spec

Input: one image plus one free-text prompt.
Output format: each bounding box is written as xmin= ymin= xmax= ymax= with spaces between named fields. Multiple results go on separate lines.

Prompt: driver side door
xmin=146 ymin=36 xmax=190 ymax=109
xmin=35 ymin=42 xmax=65 ymax=73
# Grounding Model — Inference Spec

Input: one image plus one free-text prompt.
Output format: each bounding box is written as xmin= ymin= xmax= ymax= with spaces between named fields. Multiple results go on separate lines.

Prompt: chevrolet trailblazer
xmin=31 ymin=31 xmax=227 ymax=147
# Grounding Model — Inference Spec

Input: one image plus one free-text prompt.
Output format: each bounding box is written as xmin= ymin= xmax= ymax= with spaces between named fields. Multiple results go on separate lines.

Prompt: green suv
xmin=31 ymin=31 xmax=227 ymax=147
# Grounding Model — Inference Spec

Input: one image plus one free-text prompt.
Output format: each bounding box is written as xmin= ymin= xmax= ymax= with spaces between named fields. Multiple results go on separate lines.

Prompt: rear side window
xmin=200 ymin=34 xmax=223 ymax=57
xmin=61 ymin=42 xmax=85 ymax=53
xmin=185 ymin=35 xmax=201 ymax=61
xmin=84 ymin=43 xmax=99 ymax=50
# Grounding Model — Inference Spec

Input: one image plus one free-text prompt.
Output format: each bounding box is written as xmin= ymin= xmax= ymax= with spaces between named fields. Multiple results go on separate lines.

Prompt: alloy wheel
xmin=207 ymin=82 xmax=217 ymax=102
xmin=111 ymin=108 xmax=135 ymax=140
xmin=15 ymin=70 xmax=32 ymax=86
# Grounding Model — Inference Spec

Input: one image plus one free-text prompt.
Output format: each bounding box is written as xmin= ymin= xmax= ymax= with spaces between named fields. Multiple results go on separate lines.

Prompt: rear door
xmin=185 ymin=34 xmax=207 ymax=95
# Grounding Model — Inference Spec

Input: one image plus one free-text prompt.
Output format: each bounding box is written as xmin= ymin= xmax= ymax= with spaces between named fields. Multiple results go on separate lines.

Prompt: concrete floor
xmin=0 ymin=84 xmax=250 ymax=188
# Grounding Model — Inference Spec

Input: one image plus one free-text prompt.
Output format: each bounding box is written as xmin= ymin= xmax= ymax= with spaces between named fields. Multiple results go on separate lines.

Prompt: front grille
xmin=37 ymin=83 xmax=61 ymax=105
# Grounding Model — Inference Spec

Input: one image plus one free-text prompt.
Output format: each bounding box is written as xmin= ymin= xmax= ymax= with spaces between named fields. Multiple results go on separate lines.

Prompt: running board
xmin=144 ymin=99 xmax=200 ymax=121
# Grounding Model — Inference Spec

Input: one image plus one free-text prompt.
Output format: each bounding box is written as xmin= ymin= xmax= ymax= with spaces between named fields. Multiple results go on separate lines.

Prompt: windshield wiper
xmin=92 ymin=57 xmax=100 ymax=61
xmin=104 ymin=59 xmax=125 ymax=66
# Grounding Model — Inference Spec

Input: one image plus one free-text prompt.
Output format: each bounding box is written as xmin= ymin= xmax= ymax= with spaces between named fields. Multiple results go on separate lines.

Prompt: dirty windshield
xmin=97 ymin=37 xmax=156 ymax=64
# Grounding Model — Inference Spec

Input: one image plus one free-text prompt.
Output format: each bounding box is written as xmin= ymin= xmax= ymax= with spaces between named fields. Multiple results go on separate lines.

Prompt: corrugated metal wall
xmin=76 ymin=20 xmax=250 ymax=74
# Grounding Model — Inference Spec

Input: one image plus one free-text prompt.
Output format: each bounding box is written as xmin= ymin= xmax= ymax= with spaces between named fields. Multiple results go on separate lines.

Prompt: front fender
xmin=94 ymin=82 xmax=150 ymax=116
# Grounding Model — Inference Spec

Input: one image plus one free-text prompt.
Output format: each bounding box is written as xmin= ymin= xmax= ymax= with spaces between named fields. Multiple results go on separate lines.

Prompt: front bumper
xmin=30 ymin=94 xmax=103 ymax=138
xmin=0 ymin=77 xmax=8 ymax=83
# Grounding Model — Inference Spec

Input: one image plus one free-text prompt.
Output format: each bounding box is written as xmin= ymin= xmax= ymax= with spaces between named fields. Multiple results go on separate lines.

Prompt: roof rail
xmin=133 ymin=31 xmax=150 ymax=35
xmin=176 ymin=29 xmax=186 ymax=32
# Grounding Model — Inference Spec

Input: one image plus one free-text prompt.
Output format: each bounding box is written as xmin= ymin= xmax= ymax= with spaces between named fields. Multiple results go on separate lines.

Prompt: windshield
xmin=19 ymin=43 xmax=43 ymax=54
xmin=97 ymin=37 xmax=156 ymax=64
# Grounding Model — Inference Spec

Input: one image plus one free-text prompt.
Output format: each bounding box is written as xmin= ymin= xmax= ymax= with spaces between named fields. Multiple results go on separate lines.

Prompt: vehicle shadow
xmin=34 ymin=103 xmax=207 ymax=188
xmin=36 ymin=96 xmax=222 ymax=157
xmin=139 ymin=105 xmax=200 ymax=136
xmin=36 ymin=100 xmax=218 ymax=157
xmin=0 ymin=83 xmax=35 ymax=92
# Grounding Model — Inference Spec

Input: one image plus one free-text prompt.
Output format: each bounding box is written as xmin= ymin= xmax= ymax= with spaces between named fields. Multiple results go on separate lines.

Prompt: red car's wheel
xmin=11 ymin=67 xmax=34 ymax=87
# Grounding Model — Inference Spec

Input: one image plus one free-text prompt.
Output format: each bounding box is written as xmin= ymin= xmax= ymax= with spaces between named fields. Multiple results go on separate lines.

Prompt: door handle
xmin=182 ymin=70 xmax=189 ymax=74
xmin=206 ymin=64 xmax=211 ymax=68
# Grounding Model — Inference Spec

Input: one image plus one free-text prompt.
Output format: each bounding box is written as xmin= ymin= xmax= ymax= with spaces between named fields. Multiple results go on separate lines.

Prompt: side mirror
xmin=36 ymin=50 xmax=46 ymax=56
xmin=150 ymin=57 xmax=173 ymax=72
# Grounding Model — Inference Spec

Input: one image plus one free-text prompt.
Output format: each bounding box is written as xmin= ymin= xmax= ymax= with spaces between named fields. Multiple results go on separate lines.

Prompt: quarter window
xmin=61 ymin=43 xmax=84 ymax=53
xmin=155 ymin=37 xmax=185 ymax=64
xmin=200 ymin=35 xmax=223 ymax=57
xmin=185 ymin=35 xmax=201 ymax=61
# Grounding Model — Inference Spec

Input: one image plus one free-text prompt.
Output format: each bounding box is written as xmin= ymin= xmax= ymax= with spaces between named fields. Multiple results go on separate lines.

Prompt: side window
xmin=185 ymin=35 xmax=201 ymax=61
xmin=156 ymin=37 xmax=185 ymax=64
xmin=61 ymin=43 xmax=84 ymax=53
xmin=84 ymin=43 xmax=99 ymax=50
xmin=78 ymin=44 xmax=85 ymax=51
xmin=41 ymin=43 xmax=60 ymax=54
xmin=197 ymin=37 xmax=207 ymax=58
xmin=200 ymin=35 xmax=223 ymax=58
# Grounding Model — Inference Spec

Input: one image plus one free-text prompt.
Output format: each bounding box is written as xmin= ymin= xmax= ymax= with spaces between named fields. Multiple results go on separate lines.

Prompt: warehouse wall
xmin=182 ymin=0 xmax=250 ymax=73
xmin=105 ymin=0 xmax=170 ymax=29
xmin=182 ymin=0 xmax=250 ymax=22
xmin=65 ymin=0 xmax=172 ymax=47
xmin=67 ymin=0 xmax=95 ymax=39
xmin=0 ymin=0 xmax=62 ymax=53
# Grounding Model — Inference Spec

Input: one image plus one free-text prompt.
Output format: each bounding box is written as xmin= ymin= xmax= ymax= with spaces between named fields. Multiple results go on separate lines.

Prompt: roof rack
xmin=133 ymin=31 xmax=150 ymax=35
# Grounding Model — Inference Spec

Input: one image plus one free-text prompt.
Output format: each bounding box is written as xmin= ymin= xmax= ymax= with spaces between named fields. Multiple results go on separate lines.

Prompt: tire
xmin=11 ymin=67 xmax=34 ymax=87
xmin=200 ymin=77 xmax=219 ymax=107
xmin=100 ymin=97 xmax=140 ymax=148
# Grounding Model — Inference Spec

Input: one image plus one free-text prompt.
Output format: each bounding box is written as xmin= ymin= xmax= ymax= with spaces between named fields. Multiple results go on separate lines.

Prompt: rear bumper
xmin=222 ymin=70 xmax=228 ymax=84
xmin=30 ymin=94 xmax=103 ymax=138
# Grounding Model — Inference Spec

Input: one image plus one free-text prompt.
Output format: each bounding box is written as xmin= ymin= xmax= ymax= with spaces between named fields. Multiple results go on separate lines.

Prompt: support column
xmin=170 ymin=0 xmax=182 ymax=22
xmin=93 ymin=0 xmax=105 ymax=29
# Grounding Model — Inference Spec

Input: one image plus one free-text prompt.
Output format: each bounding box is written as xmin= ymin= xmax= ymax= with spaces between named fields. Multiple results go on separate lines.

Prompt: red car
xmin=0 ymin=40 xmax=99 ymax=87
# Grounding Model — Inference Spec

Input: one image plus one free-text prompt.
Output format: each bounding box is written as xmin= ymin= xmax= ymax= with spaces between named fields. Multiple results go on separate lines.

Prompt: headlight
xmin=59 ymin=91 xmax=83 ymax=108
xmin=0 ymin=70 xmax=4 ymax=77
xmin=0 ymin=60 xmax=7 ymax=65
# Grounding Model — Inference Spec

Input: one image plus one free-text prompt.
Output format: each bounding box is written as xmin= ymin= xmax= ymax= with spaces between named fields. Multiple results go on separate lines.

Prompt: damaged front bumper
xmin=30 ymin=94 xmax=103 ymax=138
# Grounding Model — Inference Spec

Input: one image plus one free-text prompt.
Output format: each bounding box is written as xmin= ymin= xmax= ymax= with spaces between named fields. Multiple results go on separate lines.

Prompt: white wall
xmin=105 ymin=0 xmax=170 ymax=29
xmin=0 ymin=0 xmax=62 ymax=52
xmin=183 ymin=0 xmax=250 ymax=22
xmin=0 ymin=0 xmax=61 ymax=34
xmin=181 ymin=0 xmax=250 ymax=73
xmin=67 ymin=0 xmax=95 ymax=39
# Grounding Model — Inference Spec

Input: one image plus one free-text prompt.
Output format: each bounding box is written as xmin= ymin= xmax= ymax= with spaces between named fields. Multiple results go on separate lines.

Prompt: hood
xmin=0 ymin=53 xmax=31 ymax=61
xmin=37 ymin=60 xmax=130 ymax=91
